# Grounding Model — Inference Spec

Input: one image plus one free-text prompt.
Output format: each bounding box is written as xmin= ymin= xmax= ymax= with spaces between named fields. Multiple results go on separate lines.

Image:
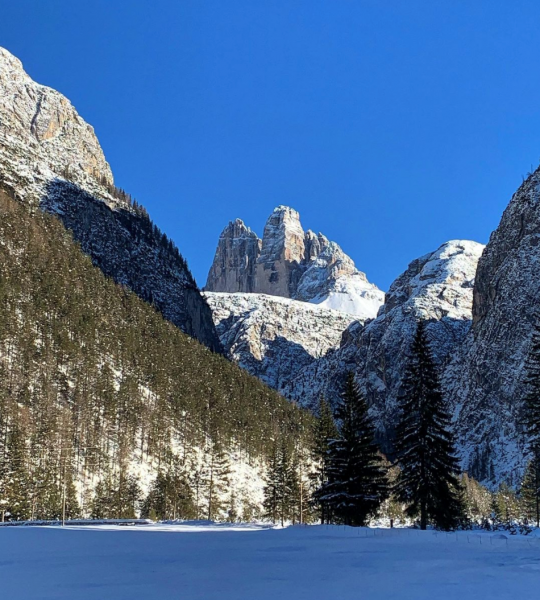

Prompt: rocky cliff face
xmin=204 ymin=291 xmax=357 ymax=398
xmin=283 ymin=240 xmax=484 ymax=452
xmin=206 ymin=206 xmax=384 ymax=319
xmin=0 ymin=46 xmax=221 ymax=352
xmin=205 ymin=219 xmax=261 ymax=294
xmin=447 ymin=170 xmax=540 ymax=485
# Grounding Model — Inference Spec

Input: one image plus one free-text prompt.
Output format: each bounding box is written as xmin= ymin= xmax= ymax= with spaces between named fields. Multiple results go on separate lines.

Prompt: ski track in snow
xmin=1 ymin=523 xmax=540 ymax=599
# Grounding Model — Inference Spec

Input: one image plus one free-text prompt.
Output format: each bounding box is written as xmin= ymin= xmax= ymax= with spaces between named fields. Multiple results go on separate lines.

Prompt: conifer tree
xmin=311 ymin=396 xmax=339 ymax=524
xmin=263 ymin=441 xmax=300 ymax=525
xmin=521 ymin=315 xmax=540 ymax=527
xmin=394 ymin=321 xmax=464 ymax=530
xmin=491 ymin=482 xmax=519 ymax=525
xmin=520 ymin=460 xmax=540 ymax=527
xmin=315 ymin=372 xmax=388 ymax=526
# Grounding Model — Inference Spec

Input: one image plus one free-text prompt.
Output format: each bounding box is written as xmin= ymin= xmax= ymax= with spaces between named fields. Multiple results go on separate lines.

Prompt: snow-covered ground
xmin=1 ymin=523 xmax=539 ymax=599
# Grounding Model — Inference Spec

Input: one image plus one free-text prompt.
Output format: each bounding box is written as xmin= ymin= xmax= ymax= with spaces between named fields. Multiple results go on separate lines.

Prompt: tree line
xmin=262 ymin=321 xmax=540 ymax=530
xmin=0 ymin=189 xmax=312 ymax=522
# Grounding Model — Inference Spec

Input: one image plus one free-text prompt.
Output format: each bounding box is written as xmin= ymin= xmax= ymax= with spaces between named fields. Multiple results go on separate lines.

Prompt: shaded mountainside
xmin=0 ymin=46 xmax=220 ymax=351
xmin=0 ymin=189 xmax=311 ymax=518
xmin=282 ymin=241 xmax=484 ymax=454
xmin=204 ymin=292 xmax=357 ymax=399
xmin=206 ymin=206 xmax=384 ymax=320
xmin=448 ymin=168 xmax=540 ymax=486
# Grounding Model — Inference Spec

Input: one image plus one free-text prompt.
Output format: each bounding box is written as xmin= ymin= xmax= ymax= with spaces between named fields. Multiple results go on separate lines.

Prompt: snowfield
xmin=1 ymin=523 xmax=540 ymax=599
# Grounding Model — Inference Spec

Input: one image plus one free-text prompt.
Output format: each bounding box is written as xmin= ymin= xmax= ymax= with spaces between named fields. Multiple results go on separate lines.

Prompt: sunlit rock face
xmin=0 ymin=46 xmax=221 ymax=352
xmin=206 ymin=205 xmax=384 ymax=320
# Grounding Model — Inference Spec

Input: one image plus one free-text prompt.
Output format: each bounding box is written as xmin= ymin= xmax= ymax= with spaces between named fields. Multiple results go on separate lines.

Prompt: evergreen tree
xmin=263 ymin=441 xmax=301 ymax=526
xmin=315 ymin=372 xmax=388 ymax=526
xmin=521 ymin=459 xmax=540 ymax=526
xmin=3 ymin=424 xmax=32 ymax=520
xmin=311 ymin=396 xmax=339 ymax=524
xmin=141 ymin=469 xmax=195 ymax=521
xmin=491 ymin=482 xmax=519 ymax=525
xmin=394 ymin=321 xmax=464 ymax=530
xmin=521 ymin=315 xmax=540 ymax=526
xmin=204 ymin=440 xmax=231 ymax=521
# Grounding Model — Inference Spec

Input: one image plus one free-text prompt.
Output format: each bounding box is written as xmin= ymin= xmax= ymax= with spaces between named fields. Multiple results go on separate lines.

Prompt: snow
xmin=2 ymin=523 xmax=540 ymax=599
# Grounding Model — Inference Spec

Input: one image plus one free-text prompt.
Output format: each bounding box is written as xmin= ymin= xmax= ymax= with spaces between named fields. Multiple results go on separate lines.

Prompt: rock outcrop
xmin=206 ymin=206 xmax=384 ymax=319
xmin=447 ymin=169 xmax=540 ymax=485
xmin=0 ymin=46 xmax=221 ymax=352
xmin=204 ymin=291 xmax=357 ymax=398
xmin=205 ymin=219 xmax=261 ymax=294
xmin=283 ymin=240 xmax=484 ymax=452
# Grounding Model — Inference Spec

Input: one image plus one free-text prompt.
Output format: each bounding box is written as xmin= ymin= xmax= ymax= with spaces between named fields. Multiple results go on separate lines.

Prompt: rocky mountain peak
xmin=0 ymin=46 xmax=114 ymax=204
xmin=205 ymin=206 xmax=384 ymax=318
xmin=0 ymin=46 xmax=221 ymax=352
xmin=205 ymin=218 xmax=261 ymax=294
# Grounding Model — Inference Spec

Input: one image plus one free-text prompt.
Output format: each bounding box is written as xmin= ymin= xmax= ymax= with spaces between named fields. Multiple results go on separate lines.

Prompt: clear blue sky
xmin=2 ymin=1 xmax=540 ymax=290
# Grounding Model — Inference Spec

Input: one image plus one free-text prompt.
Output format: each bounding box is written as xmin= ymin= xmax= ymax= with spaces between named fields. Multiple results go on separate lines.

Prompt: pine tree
xmin=3 ymin=424 xmax=32 ymax=521
xmin=263 ymin=445 xmax=281 ymax=524
xmin=492 ymin=482 xmax=519 ymax=525
xmin=394 ymin=321 xmax=464 ymax=530
xmin=311 ymin=396 xmax=339 ymax=524
xmin=263 ymin=441 xmax=300 ymax=526
xmin=521 ymin=460 xmax=540 ymax=527
xmin=315 ymin=372 xmax=388 ymax=526
xmin=521 ymin=315 xmax=540 ymax=526
xmin=141 ymin=470 xmax=195 ymax=521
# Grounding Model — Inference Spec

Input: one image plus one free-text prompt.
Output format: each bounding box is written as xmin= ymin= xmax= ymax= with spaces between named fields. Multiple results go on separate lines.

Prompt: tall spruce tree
xmin=394 ymin=321 xmax=464 ymax=530
xmin=263 ymin=441 xmax=300 ymax=526
xmin=315 ymin=372 xmax=388 ymax=526
xmin=311 ymin=396 xmax=339 ymax=524
xmin=521 ymin=460 xmax=540 ymax=527
xmin=522 ymin=315 xmax=540 ymax=526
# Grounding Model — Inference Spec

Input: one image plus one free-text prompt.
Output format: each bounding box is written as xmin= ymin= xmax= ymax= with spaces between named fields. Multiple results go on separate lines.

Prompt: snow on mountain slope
xmin=446 ymin=167 xmax=540 ymax=486
xmin=204 ymin=291 xmax=357 ymax=397
xmin=0 ymin=46 xmax=220 ymax=351
xmin=283 ymin=240 xmax=484 ymax=451
xmin=205 ymin=206 xmax=384 ymax=319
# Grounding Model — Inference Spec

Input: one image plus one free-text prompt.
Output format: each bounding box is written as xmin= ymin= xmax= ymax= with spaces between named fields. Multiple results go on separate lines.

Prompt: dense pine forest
xmin=0 ymin=188 xmax=313 ymax=521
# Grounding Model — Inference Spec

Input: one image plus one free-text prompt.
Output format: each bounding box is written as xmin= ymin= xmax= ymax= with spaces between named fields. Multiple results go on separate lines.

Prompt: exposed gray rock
xmin=206 ymin=206 xmax=384 ymax=319
xmin=0 ymin=46 xmax=221 ymax=352
xmin=204 ymin=291 xmax=357 ymax=397
xmin=447 ymin=170 xmax=540 ymax=486
xmin=284 ymin=240 xmax=484 ymax=452
xmin=205 ymin=219 xmax=261 ymax=293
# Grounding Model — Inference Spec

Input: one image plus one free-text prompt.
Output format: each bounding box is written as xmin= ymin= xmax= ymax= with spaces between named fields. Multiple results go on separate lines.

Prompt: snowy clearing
xmin=1 ymin=523 xmax=540 ymax=599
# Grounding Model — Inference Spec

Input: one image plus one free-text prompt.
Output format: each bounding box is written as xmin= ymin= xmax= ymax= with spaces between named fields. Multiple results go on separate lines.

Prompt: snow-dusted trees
xmin=314 ymin=372 xmax=388 ymax=526
xmin=394 ymin=322 xmax=464 ymax=531
xmin=142 ymin=468 xmax=195 ymax=521
xmin=310 ymin=396 xmax=339 ymax=524
xmin=263 ymin=441 xmax=301 ymax=526
xmin=0 ymin=190 xmax=313 ymax=521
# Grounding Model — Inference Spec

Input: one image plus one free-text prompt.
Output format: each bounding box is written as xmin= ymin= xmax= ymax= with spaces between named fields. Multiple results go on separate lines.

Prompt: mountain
xmin=0 ymin=46 xmax=220 ymax=352
xmin=205 ymin=206 xmax=385 ymax=320
xmin=0 ymin=188 xmax=311 ymax=520
xmin=447 ymin=169 xmax=540 ymax=485
xmin=282 ymin=240 xmax=485 ymax=451
xmin=204 ymin=292 xmax=357 ymax=398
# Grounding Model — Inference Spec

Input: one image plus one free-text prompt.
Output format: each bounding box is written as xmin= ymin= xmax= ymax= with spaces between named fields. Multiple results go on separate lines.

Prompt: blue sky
xmin=2 ymin=1 xmax=540 ymax=290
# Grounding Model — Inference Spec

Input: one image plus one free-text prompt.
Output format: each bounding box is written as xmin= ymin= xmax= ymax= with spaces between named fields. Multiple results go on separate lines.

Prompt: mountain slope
xmin=283 ymin=240 xmax=484 ymax=452
xmin=204 ymin=291 xmax=356 ymax=398
xmin=0 ymin=46 xmax=220 ymax=351
xmin=447 ymin=169 xmax=540 ymax=485
xmin=0 ymin=188 xmax=311 ymax=519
